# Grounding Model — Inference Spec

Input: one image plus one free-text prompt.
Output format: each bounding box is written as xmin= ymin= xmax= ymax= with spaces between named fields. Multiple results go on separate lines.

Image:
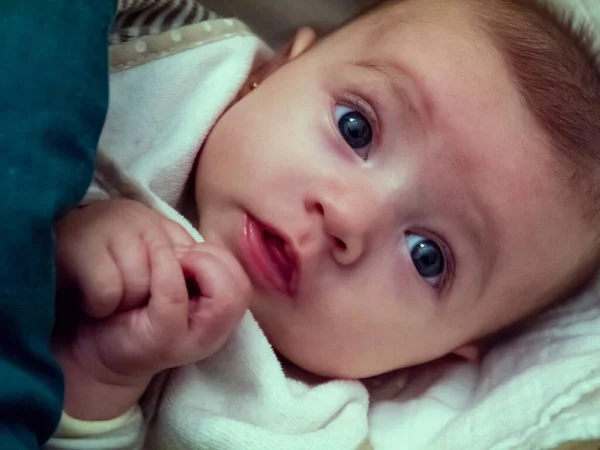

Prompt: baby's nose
xmin=304 ymin=180 xmax=379 ymax=266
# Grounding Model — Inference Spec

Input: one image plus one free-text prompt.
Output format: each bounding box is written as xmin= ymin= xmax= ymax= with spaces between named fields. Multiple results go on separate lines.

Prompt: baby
xmin=52 ymin=0 xmax=600 ymax=438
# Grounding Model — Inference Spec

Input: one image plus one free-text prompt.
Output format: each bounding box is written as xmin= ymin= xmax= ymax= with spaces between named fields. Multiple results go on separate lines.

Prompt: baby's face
xmin=195 ymin=3 xmax=594 ymax=377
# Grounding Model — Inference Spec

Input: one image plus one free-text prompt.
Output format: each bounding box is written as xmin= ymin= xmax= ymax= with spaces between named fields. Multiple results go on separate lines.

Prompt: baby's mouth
xmin=242 ymin=215 xmax=299 ymax=296
xmin=262 ymin=230 xmax=297 ymax=290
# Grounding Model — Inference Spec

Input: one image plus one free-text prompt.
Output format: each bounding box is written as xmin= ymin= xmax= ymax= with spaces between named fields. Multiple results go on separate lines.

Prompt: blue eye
xmin=406 ymin=234 xmax=445 ymax=286
xmin=335 ymin=105 xmax=372 ymax=160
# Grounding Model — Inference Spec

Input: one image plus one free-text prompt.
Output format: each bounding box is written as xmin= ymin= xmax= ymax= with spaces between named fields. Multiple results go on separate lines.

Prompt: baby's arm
xmin=52 ymin=199 xmax=250 ymax=422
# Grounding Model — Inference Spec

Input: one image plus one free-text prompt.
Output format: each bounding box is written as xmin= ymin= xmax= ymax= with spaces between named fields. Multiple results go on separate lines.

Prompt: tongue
xmin=263 ymin=232 xmax=294 ymax=281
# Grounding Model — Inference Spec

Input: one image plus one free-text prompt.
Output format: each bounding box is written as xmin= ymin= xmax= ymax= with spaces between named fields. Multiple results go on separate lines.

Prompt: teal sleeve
xmin=0 ymin=1 xmax=116 ymax=447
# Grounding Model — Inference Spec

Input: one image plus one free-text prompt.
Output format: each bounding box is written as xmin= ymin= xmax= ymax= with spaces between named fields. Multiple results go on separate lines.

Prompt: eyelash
xmin=408 ymin=229 xmax=456 ymax=294
xmin=331 ymin=92 xmax=380 ymax=147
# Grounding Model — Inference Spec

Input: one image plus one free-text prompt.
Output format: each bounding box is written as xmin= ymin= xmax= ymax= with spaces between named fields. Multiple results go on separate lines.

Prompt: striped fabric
xmin=112 ymin=0 xmax=222 ymax=43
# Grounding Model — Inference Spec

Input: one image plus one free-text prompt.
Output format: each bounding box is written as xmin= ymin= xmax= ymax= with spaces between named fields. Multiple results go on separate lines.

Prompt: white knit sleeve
xmin=44 ymin=407 xmax=146 ymax=450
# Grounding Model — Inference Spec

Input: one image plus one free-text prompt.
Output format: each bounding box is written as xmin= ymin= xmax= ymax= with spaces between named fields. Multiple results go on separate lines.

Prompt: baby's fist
xmin=66 ymin=240 xmax=251 ymax=384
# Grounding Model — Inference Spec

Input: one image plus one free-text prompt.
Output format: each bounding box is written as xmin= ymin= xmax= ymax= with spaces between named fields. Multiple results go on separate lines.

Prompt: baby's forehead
xmin=320 ymin=0 xmax=506 ymax=88
xmin=345 ymin=0 xmax=483 ymax=45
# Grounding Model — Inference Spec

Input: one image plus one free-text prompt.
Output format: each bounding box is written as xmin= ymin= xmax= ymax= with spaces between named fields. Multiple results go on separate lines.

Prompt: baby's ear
xmin=251 ymin=28 xmax=317 ymax=85
xmin=285 ymin=27 xmax=317 ymax=61
xmin=451 ymin=343 xmax=480 ymax=362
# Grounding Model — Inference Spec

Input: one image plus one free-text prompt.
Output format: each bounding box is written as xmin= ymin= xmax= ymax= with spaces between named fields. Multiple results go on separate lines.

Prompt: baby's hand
xmin=69 ymin=238 xmax=250 ymax=375
xmin=55 ymin=199 xmax=196 ymax=317
xmin=54 ymin=200 xmax=250 ymax=419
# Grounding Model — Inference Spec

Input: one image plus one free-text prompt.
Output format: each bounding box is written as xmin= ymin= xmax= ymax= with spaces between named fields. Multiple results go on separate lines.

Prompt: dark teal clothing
xmin=0 ymin=1 xmax=115 ymax=447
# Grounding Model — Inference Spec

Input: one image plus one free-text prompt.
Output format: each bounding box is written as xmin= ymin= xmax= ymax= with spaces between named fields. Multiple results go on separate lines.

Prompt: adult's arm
xmin=0 ymin=1 xmax=116 ymax=447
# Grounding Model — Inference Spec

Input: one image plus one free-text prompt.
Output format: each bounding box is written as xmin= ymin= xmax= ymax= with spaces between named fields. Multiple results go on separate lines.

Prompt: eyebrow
xmin=459 ymin=198 xmax=487 ymax=270
xmin=353 ymin=59 xmax=433 ymax=124
xmin=467 ymin=196 xmax=496 ymax=299
xmin=440 ymin=181 xmax=494 ymax=300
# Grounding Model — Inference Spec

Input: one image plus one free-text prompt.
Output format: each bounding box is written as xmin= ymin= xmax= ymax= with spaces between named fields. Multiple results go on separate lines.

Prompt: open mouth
xmin=262 ymin=229 xmax=297 ymax=286
xmin=242 ymin=215 xmax=298 ymax=295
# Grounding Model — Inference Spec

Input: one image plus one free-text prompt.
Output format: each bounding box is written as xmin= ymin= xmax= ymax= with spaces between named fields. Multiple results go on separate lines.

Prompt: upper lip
xmin=252 ymin=215 xmax=301 ymax=294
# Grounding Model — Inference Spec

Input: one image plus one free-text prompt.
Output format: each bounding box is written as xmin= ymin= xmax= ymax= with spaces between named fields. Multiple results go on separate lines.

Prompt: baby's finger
xmin=74 ymin=244 xmax=124 ymax=319
xmin=178 ymin=243 xmax=251 ymax=297
xmin=179 ymin=251 xmax=249 ymax=355
xmin=145 ymin=233 xmax=189 ymax=341
xmin=108 ymin=234 xmax=150 ymax=312
xmin=160 ymin=216 xmax=196 ymax=248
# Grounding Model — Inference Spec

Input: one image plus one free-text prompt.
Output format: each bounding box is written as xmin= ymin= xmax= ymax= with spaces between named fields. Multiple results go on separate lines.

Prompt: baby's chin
xmin=275 ymin=353 xmax=336 ymax=384
xmin=266 ymin=336 xmax=394 ymax=380
xmin=277 ymin=349 xmax=400 ymax=381
xmin=249 ymin=305 xmax=404 ymax=379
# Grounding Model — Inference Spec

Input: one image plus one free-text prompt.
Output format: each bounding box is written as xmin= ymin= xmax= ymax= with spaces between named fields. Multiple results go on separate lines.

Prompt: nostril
xmin=315 ymin=202 xmax=324 ymax=216
xmin=334 ymin=237 xmax=347 ymax=251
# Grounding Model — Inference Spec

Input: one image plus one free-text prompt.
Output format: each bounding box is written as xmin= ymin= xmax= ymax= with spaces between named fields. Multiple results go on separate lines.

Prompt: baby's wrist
xmin=54 ymin=342 xmax=152 ymax=421
xmin=63 ymin=372 xmax=149 ymax=422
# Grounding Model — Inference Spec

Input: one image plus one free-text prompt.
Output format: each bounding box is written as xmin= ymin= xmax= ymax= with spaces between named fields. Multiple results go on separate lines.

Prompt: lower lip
xmin=240 ymin=215 xmax=294 ymax=296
